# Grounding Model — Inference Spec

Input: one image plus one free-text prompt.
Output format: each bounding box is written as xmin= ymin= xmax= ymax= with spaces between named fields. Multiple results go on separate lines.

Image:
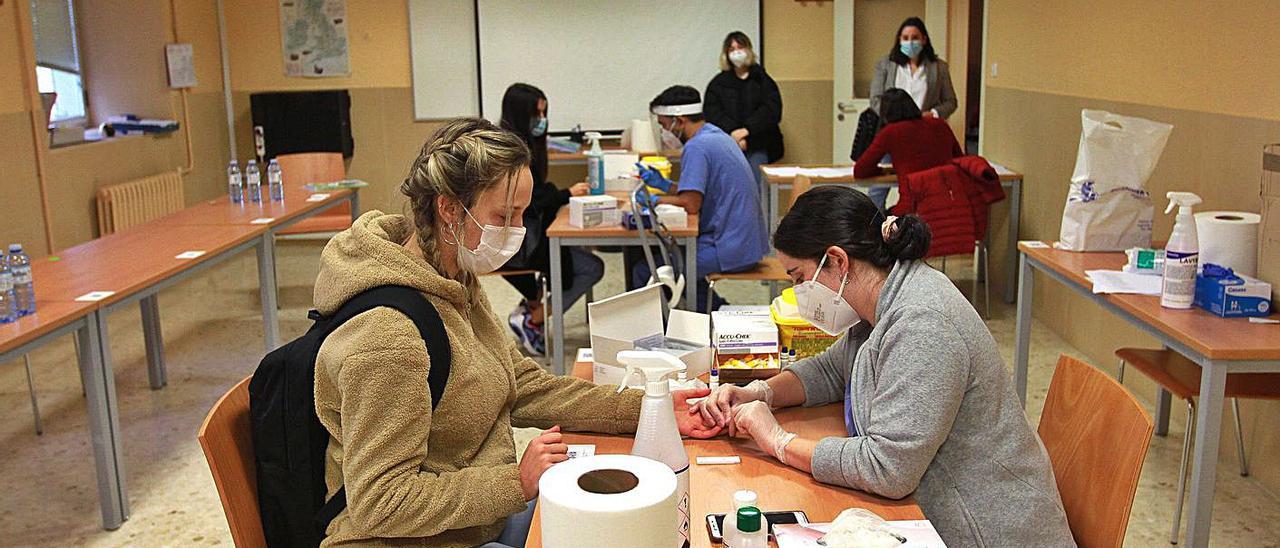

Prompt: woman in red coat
xmin=854 ymin=88 xmax=962 ymax=195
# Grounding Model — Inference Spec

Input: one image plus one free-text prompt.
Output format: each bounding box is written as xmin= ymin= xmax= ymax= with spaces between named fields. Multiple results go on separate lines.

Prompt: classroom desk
xmin=764 ymin=164 xmax=1024 ymax=303
xmin=151 ymin=184 xmax=359 ymax=349
xmin=0 ymin=300 xmax=124 ymax=530
xmin=1013 ymin=242 xmax=1280 ymax=548
xmin=524 ymin=358 xmax=926 ymax=548
xmin=545 ymin=198 xmax=699 ymax=375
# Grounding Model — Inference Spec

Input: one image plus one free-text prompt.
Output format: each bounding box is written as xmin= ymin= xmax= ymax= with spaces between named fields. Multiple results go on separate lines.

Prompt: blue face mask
xmin=531 ymin=117 xmax=547 ymax=137
xmin=899 ymin=40 xmax=923 ymax=59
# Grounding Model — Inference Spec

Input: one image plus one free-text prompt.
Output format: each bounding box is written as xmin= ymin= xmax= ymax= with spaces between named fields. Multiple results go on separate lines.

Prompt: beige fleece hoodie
xmin=313 ymin=212 xmax=643 ymax=547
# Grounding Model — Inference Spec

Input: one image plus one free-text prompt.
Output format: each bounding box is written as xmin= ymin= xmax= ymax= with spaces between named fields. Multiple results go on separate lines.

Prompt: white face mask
xmin=794 ymin=253 xmax=861 ymax=336
xmin=728 ymin=49 xmax=750 ymax=68
xmin=659 ymin=120 xmax=684 ymax=151
xmin=452 ymin=205 xmax=526 ymax=275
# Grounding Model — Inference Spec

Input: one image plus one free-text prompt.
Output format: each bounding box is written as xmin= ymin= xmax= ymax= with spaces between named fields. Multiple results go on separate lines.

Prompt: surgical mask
xmin=659 ymin=121 xmax=684 ymax=151
xmin=728 ymin=49 xmax=750 ymax=68
xmin=531 ymin=117 xmax=547 ymax=138
xmin=899 ymin=39 xmax=923 ymax=59
xmin=451 ymin=205 xmax=526 ymax=275
xmin=793 ymin=253 xmax=861 ymax=336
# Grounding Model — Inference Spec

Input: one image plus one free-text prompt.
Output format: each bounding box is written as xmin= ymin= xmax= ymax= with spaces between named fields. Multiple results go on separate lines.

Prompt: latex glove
xmin=635 ymin=163 xmax=673 ymax=193
xmin=672 ymin=387 xmax=723 ymax=439
xmin=695 ymin=380 xmax=773 ymax=428
xmin=731 ymin=401 xmax=798 ymax=465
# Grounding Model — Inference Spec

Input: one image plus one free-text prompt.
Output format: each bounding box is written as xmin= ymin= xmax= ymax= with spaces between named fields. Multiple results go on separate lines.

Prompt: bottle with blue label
xmin=584 ymin=131 xmax=606 ymax=195
xmin=1161 ymin=192 xmax=1202 ymax=309
xmin=7 ymin=244 xmax=35 ymax=316
xmin=245 ymin=160 xmax=263 ymax=203
xmin=267 ymin=159 xmax=285 ymax=202
xmin=227 ymin=160 xmax=244 ymax=204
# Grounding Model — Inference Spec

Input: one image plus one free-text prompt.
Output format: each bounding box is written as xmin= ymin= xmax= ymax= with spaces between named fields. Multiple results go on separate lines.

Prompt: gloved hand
xmin=731 ymin=401 xmax=798 ymax=465
xmin=694 ymin=380 xmax=774 ymax=428
xmin=635 ymin=163 xmax=673 ymax=193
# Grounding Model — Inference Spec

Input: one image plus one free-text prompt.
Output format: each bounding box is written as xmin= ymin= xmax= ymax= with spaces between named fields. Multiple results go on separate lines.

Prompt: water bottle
xmin=7 ymin=244 xmax=35 ymax=316
xmin=227 ymin=160 xmax=244 ymax=204
xmin=245 ymin=160 xmax=263 ymax=203
xmin=0 ymin=262 xmax=16 ymax=324
xmin=267 ymin=159 xmax=285 ymax=202
xmin=730 ymin=507 xmax=768 ymax=548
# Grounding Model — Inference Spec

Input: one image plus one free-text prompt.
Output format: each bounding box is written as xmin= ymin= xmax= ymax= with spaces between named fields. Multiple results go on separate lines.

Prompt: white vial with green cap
xmin=731 ymin=506 xmax=768 ymax=548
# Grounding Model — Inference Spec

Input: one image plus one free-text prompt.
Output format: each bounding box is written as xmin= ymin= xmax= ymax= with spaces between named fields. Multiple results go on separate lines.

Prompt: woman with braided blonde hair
xmin=310 ymin=118 xmax=720 ymax=547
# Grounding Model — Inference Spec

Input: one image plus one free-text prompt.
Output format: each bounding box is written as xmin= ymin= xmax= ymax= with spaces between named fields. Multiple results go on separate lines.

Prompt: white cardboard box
xmin=1260 ymin=145 xmax=1280 ymax=300
xmin=712 ymin=308 xmax=780 ymax=357
xmin=568 ymin=195 xmax=619 ymax=228
xmin=588 ymin=284 xmax=712 ymax=386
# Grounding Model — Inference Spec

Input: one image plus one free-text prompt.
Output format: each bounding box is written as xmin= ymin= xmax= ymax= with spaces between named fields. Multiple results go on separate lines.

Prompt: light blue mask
xmin=899 ymin=40 xmax=923 ymax=59
xmin=531 ymin=117 xmax=548 ymax=137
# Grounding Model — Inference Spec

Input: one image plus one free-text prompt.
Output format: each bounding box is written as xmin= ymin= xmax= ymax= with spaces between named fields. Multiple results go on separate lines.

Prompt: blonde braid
xmin=400 ymin=118 xmax=531 ymax=301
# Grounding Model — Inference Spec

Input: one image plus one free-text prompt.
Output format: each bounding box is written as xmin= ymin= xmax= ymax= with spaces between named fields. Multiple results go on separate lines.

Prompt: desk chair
xmin=484 ymin=269 xmax=552 ymax=365
xmin=275 ymin=152 xmax=352 ymax=238
xmin=197 ymin=376 xmax=267 ymax=548
xmin=1114 ymin=348 xmax=1280 ymax=544
xmin=703 ymin=176 xmax=813 ymax=312
xmin=1039 ymin=354 xmax=1153 ymax=548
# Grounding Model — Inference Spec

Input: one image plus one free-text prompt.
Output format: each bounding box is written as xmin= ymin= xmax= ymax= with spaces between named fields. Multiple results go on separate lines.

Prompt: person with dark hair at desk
xmin=853 ymin=88 xmax=962 ymax=182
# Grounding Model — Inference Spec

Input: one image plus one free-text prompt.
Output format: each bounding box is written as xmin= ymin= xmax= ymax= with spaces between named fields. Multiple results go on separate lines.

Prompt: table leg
xmin=1013 ymin=251 xmax=1033 ymax=407
xmin=1185 ymin=360 xmax=1228 ymax=547
xmin=1155 ymin=387 xmax=1172 ymax=436
xmin=140 ymin=295 xmax=166 ymax=389
xmin=684 ymin=237 xmax=698 ymax=311
xmin=78 ymin=312 xmax=129 ymax=529
xmin=1004 ymin=178 xmax=1023 ymax=304
xmin=257 ymin=234 xmax=280 ymax=351
xmin=549 ymin=237 xmax=566 ymax=375
xmin=770 ymin=183 xmax=783 ymax=235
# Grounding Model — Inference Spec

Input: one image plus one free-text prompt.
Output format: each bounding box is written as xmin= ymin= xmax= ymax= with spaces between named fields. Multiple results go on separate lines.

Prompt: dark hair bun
xmin=885 ymin=215 xmax=931 ymax=261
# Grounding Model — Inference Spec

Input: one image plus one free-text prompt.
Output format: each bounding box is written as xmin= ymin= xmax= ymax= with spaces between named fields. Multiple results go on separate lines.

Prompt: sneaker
xmin=508 ymin=301 xmax=530 ymax=346
xmin=523 ymin=317 xmax=546 ymax=356
xmin=508 ymin=301 xmax=545 ymax=356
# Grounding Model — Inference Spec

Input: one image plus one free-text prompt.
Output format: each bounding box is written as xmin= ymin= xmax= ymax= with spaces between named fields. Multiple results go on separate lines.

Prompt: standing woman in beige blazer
xmin=865 ymin=16 xmax=958 ymax=210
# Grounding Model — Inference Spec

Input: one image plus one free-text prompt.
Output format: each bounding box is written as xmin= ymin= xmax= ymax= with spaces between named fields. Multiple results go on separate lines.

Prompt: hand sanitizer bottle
xmin=1161 ymin=192 xmax=1202 ymax=309
xmin=617 ymin=350 xmax=691 ymax=547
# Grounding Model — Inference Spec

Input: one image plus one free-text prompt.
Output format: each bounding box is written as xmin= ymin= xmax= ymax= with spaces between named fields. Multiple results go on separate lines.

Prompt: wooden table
xmin=764 ymin=163 xmax=1024 ymax=303
xmin=544 ymin=193 xmax=699 ymax=375
xmin=1014 ymin=241 xmax=1280 ymax=547
xmin=525 ymin=359 xmax=925 ymax=547
xmin=3 ymin=184 xmax=358 ymax=530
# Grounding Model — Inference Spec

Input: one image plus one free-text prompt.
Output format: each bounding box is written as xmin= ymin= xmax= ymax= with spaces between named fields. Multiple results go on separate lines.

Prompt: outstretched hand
xmin=672 ymin=388 xmax=724 ymax=439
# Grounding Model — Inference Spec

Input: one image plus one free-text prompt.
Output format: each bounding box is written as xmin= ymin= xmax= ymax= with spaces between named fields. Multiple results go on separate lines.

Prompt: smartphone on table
xmin=705 ymin=510 xmax=810 ymax=544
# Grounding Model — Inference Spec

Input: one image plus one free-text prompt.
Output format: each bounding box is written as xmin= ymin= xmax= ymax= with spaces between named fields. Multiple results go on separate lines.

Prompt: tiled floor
xmin=1 ymin=241 xmax=1278 ymax=546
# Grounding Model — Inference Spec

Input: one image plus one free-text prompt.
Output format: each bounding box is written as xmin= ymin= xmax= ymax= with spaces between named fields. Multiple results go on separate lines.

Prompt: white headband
xmin=651 ymin=103 xmax=702 ymax=116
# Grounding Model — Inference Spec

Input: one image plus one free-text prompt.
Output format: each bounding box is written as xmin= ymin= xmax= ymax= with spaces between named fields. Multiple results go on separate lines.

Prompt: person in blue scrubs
xmin=633 ymin=85 xmax=769 ymax=312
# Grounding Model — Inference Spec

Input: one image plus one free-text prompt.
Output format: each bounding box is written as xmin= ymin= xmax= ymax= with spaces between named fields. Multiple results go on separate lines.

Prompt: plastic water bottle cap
xmin=736 ymin=507 xmax=762 ymax=533
xmin=8 ymin=244 xmax=21 ymax=253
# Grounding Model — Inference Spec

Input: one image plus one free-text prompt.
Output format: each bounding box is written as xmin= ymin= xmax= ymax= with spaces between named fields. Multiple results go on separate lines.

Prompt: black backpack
xmin=248 ymin=285 xmax=452 ymax=547
xmin=849 ymin=107 xmax=883 ymax=162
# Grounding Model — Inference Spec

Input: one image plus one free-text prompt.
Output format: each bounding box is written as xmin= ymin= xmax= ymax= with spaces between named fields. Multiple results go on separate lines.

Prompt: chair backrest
xmin=1038 ymin=355 xmax=1154 ymax=548
xmin=789 ymin=174 xmax=813 ymax=208
xmin=275 ymin=152 xmax=345 ymax=186
xmin=197 ymin=376 xmax=266 ymax=548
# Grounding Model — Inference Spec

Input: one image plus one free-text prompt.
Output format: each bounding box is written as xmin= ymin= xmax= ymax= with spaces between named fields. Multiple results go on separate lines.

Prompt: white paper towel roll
xmin=539 ymin=454 xmax=678 ymax=548
xmin=1196 ymin=211 xmax=1261 ymax=276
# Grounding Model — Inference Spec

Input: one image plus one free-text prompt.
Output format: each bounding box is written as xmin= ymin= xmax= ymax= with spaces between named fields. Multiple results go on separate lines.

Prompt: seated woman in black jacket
xmin=497 ymin=83 xmax=603 ymax=356
xmin=704 ymin=31 xmax=784 ymax=228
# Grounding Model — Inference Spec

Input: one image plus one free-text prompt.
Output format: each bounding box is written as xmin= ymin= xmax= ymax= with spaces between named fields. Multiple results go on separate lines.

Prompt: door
xmin=831 ymin=0 xmax=948 ymax=163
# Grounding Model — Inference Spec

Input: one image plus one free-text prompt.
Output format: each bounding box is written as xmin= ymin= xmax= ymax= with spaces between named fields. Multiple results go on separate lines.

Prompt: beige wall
xmin=983 ymin=0 xmax=1280 ymax=495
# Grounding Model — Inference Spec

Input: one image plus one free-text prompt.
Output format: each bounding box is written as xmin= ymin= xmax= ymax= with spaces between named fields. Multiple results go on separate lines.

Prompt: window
xmin=31 ymin=0 xmax=87 ymax=124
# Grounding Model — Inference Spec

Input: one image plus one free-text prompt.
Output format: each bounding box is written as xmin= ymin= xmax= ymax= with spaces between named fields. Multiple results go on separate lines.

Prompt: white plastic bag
xmin=1057 ymin=110 xmax=1173 ymax=251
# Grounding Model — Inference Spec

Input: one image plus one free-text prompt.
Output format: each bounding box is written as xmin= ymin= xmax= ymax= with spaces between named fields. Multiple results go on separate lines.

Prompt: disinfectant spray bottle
xmin=1161 ymin=191 xmax=1203 ymax=309
xmin=585 ymin=131 xmax=606 ymax=195
xmin=617 ymin=350 xmax=691 ymax=547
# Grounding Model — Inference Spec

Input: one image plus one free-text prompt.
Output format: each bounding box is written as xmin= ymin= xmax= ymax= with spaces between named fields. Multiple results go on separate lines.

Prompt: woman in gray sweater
xmin=695 ymin=186 xmax=1075 ymax=547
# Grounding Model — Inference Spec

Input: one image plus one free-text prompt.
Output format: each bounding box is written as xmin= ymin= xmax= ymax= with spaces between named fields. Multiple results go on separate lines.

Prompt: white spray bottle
xmin=617 ymin=350 xmax=691 ymax=547
xmin=585 ymin=131 xmax=606 ymax=195
xmin=1161 ymin=191 xmax=1203 ymax=309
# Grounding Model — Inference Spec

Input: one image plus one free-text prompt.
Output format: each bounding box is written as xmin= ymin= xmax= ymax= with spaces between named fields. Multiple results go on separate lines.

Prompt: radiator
xmin=96 ymin=171 xmax=185 ymax=235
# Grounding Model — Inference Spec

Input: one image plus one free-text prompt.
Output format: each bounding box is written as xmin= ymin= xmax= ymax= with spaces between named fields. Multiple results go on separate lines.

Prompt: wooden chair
xmin=703 ymin=176 xmax=813 ymax=312
xmin=1038 ymin=354 xmax=1153 ymax=548
xmin=197 ymin=376 xmax=267 ymax=548
xmin=1114 ymin=347 xmax=1280 ymax=544
xmin=275 ymin=152 xmax=352 ymax=236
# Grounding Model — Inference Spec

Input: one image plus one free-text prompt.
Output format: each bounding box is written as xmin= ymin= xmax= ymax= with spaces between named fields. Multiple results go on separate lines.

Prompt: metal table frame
xmin=1013 ymin=250 xmax=1280 ymax=547
xmin=547 ymin=233 xmax=698 ymax=375
xmin=769 ymin=176 xmax=1022 ymax=303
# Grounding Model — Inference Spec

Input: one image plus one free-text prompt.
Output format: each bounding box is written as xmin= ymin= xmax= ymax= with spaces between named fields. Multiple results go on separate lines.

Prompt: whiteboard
xmin=409 ymin=0 xmax=761 ymax=130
